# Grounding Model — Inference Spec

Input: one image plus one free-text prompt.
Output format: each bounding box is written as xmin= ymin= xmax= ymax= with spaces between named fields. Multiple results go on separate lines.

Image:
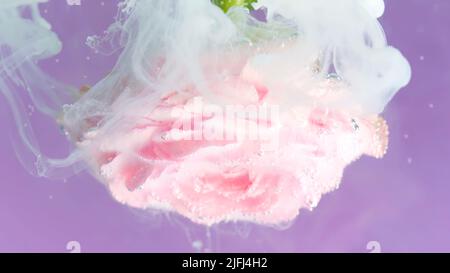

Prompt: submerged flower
xmin=65 ymin=60 xmax=389 ymax=225
xmin=56 ymin=0 xmax=407 ymax=226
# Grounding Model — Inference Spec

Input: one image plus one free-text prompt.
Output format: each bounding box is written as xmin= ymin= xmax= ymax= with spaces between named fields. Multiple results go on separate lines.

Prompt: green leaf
xmin=211 ymin=0 xmax=258 ymax=13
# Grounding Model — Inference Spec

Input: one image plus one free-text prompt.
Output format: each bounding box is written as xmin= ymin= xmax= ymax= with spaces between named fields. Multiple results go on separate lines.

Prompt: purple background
xmin=0 ymin=0 xmax=449 ymax=252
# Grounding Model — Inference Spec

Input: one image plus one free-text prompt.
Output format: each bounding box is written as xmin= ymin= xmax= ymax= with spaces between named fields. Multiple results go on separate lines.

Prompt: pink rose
xmin=69 ymin=69 xmax=387 ymax=226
